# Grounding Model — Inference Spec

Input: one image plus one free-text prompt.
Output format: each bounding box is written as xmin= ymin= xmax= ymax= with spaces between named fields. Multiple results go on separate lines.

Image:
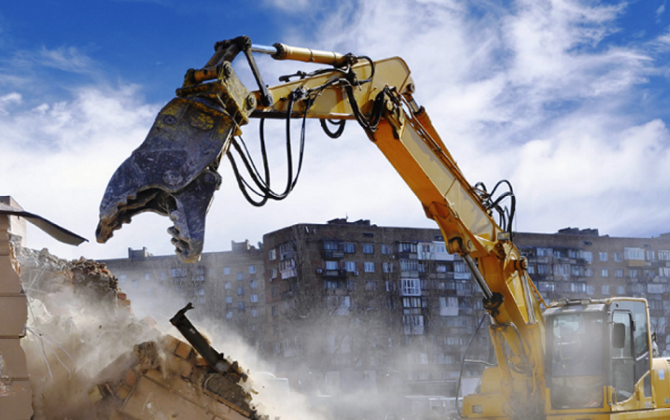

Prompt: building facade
xmin=100 ymin=240 xmax=266 ymax=347
xmin=99 ymin=220 xmax=670 ymax=418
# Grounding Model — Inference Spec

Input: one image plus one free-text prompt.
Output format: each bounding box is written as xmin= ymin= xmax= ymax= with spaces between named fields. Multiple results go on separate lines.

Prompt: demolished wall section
xmin=0 ymin=214 xmax=33 ymax=420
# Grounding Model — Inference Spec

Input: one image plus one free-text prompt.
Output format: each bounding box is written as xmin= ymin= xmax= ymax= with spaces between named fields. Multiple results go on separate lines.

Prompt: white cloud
xmin=37 ymin=46 xmax=99 ymax=74
xmin=0 ymin=85 xmax=161 ymax=259
xmin=5 ymin=0 xmax=670 ymax=262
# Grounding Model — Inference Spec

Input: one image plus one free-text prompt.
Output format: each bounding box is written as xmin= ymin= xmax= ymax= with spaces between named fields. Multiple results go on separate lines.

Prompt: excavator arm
xmin=97 ymin=36 xmax=547 ymax=419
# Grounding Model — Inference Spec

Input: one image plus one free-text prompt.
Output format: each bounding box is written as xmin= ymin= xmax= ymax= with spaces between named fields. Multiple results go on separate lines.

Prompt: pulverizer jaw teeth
xmin=95 ymin=96 xmax=234 ymax=262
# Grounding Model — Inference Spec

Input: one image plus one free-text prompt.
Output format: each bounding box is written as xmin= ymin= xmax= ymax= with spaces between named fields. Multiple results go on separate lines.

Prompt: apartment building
xmin=262 ymin=219 xmax=488 ymax=400
xmin=100 ymin=240 xmax=265 ymax=346
xmin=518 ymin=227 xmax=670 ymax=355
xmin=99 ymin=219 xmax=670 ymax=413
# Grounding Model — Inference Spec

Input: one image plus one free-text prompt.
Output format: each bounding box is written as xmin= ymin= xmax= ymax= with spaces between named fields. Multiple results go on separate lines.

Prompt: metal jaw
xmin=96 ymin=96 xmax=235 ymax=263
xmin=97 ymin=38 xmax=260 ymax=262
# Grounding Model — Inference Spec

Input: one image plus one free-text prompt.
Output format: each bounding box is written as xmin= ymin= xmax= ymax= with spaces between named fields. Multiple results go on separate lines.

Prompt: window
xmin=571 ymin=265 xmax=583 ymax=277
xmin=599 ymin=252 xmax=608 ymax=262
xmin=614 ymin=252 xmax=623 ymax=262
xmin=326 ymin=261 xmax=338 ymax=270
xmin=538 ymin=264 xmax=548 ymax=275
xmin=601 ymin=269 xmax=609 ymax=277
xmin=615 ymin=269 xmax=624 ymax=278
xmin=223 ymin=267 xmax=231 ymax=275
xmin=250 ymin=279 xmax=258 ymax=289
xmin=581 ymin=251 xmax=593 ymax=263
xmin=601 ymin=285 xmax=610 ymax=295
xmin=617 ymin=286 xmax=626 ymax=295
xmin=119 ymin=274 xmax=127 ymax=283
xmin=225 ymin=296 xmax=233 ymax=304
xmin=537 ymin=281 xmax=554 ymax=292
xmin=537 ymin=247 xmax=551 ymax=257
xmin=236 ymin=272 xmax=244 ymax=281
xmin=624 ymin=247 xmax=644 ymax=261
xmin=570 ymin=283 xmax=586 ymax=293
xmin=400 ymin=259 xmax=419 ymax=271
xmin=224 ymin=282 xmax=231 ymax=290
xmin=381 ymin=244 xmax=392 ymax=255
xmin=401 ymin=279 xmax=421 ymax=296
xmin=659 ymin=250 xmax=670 ymax=261
xmin=385 ymin=281 xmax=396 ymax=292
xmin=272 ymin=305 xmax=278 ymax=317
xmin=251 ymin=294 xmax=258 ymax=303
xmin=647 ymin=250 xmax=656 ymax=261
xmin=237 ymin=287 xmax=244 ymax=296
xmin=365 ymin=281 xmax=377 ymax=291
xmin=251 ymin=309 xmax=258 ymax=317
xmin=382 ymin=262 xmax=394 ymax=273
xmin=398 ymin=242 xmax=418 ymax=253
xmin=629 ymin=269 xmax=638 ymax=278
xmin=660 ymin=267 xmax=670 ymax=278
xmin=144 ymin=272 xmax=151 ymax=280
xmin=270 ymin=268 xmax=278 ymax=279
xmin=343 ymin=243 xmax=355 ymax=253
xmin=362 ymin=244 xmax=374 ymax=254
xmin=345 ymin=261 xmax=356 ymax=272
xmin=226 ymin=311 xmax=233 ymax=319
xmin=436 ymin=264 xmax=447 ymax=273
xmin=364 ymin=262 xmax=375 ymax=273
xmin=585 ymin=268 xmax=594 ymax=277
xmin=249 ymin=265 xmax=256 ymax=274
xmin=648 ymin=284 xmax=665 ymax=294
xmin=527 ymin=265 xmax=535 ymax=274
xmin=269 ymin=249 xmax=277 ymax=260
xmin=403 ymin=297 xmax=422 ymax=308
xmin=238 ymin=302 xmax=245 ymax=311
xmin=553 ymin=264 xmax=569 ymax=276
xmin=171 ymin=268 xmax=187 ymax=277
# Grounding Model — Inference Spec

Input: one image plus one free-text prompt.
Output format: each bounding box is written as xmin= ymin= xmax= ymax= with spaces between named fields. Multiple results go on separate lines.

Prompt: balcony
xmin=322 ymin=268 xmax=347 ymax=279
xmin=321 ymin=249 xmax=345 ymax=259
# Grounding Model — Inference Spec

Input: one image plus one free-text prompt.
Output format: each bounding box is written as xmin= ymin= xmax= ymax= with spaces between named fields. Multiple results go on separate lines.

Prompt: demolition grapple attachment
xmin=96 ymin=38 xmax=259 ymax=262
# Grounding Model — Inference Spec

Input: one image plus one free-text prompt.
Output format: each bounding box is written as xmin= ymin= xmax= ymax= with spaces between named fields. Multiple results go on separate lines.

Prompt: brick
xmin=124 ymin=370 xmax=137 ymax=387
xmin=179 ymin=360 xmax=193 ymax=379
xmin=0 ymin=296 xmax=27 ymax=337
xmin=0 ymin=379 xmax=33 ymax=419
xmin=0 ymin=239 xmax=11 ymax=257
xmin=0 ymin=257 xmax=22 ymax=294
xmin=162 ymin=335 xmax=181 ymax=353
xmin=174 ymin=341 xmax=193 ymax=360
xmin=88 ymin=384 xmax=104 ymax=403
xmin=116 ymin=384 xmax=132 ymax=400
xmin=0 ymin=339 xmax=29 ymax=379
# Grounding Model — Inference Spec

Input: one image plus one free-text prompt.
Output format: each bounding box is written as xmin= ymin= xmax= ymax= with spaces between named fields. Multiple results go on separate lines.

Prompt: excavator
xmin=97 ymin=36 xmax=670 ymax=420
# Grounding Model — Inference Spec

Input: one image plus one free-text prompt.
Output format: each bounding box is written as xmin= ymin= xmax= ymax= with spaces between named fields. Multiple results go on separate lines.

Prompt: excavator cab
xmin=544 ymin=298 xmax=652 ymax=415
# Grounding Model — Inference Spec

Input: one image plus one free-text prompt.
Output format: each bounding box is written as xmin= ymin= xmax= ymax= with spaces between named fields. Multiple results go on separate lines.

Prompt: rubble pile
xmin=89 ymin=335 xmax=263 ymax=420
xmin=12 ymin=246 xmax=260 ymax=420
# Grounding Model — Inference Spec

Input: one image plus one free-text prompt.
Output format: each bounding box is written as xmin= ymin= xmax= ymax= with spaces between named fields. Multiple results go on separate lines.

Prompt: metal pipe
xmin=250 ymin=44 xmax=278 ymax=55
xmin=521 ymin=272 xmax=536 ymax=324
xmin=463 ymin=254 xmax=493 ymax=300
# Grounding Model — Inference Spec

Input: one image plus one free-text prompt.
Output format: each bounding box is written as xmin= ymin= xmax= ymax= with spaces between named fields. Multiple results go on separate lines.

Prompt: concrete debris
xmin=9 ymin=246 xmax=263 ymax=420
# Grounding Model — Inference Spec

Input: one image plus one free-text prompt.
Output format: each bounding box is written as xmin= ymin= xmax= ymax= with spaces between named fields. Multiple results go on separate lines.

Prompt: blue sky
xmin=1 ymin=0 xmax=670 ymax=260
